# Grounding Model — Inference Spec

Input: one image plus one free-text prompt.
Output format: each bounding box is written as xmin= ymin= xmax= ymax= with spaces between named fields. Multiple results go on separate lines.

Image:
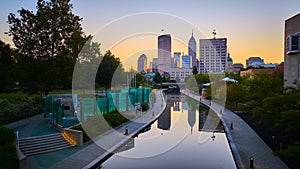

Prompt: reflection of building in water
xmin=198 ymin=111 xmax=224 ymax=132
xmin=188 ymin=110 xmax=196 ymax=134
xmin=115 ymin=137 xmax=134 ymax=153
xmin=158 ymin=94 xmax=182 ymax=130
xmin=173 ymin=101 xmax=180 ymax=111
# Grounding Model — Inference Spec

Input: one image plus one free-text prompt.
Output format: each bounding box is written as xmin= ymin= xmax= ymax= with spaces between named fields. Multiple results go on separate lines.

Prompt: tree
xmin=135 ymin=73 xmax=145 ymax=87
xmin=192 ymin=66 xmax=198 ymax=75
xmin=0 ymin=40 xmax=16 ymax=92
xmin=96 ymin=50 xmax=121 ymax=90
xmin=8 ymin=0 xmax=86 ymax=60
xmin=7 ymin=0 xmax=89 ymax=92
xmin=153 ymin=72 xmax=162 ymax=84
xmin=226 ymin=82 xmax=248 ymax=109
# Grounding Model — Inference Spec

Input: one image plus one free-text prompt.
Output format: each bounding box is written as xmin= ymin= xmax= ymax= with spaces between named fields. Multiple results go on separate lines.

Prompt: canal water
xmin=101 ymin=94 xmax=236 ymax=169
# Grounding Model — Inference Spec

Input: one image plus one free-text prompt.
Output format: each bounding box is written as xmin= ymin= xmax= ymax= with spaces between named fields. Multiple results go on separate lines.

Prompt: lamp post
xmin=249 ymin=156 xmax=254 ymax=168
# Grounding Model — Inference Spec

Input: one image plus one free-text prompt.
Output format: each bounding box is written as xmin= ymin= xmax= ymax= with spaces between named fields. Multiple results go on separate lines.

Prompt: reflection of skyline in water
xmin=102 ymin=94 xmax=236 ymax=169
xmin=157 ymin=94 xmax=223 ymax=132
xmin=158 ymin=94 xmax=181 ymax=130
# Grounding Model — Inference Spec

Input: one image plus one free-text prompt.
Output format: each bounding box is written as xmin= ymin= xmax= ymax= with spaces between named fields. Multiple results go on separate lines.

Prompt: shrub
xmin=0 ymin=127 xmax=19 ymax=169
xmin=141 ymin=102 xmax=149 ymax=111
xmin=0 ymin=93 xmax=42 ymax=125
xmin=72 ymin=110 xmax=129 ymax=143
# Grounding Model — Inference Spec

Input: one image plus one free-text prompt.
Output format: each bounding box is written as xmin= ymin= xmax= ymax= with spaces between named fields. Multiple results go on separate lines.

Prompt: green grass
xmin=72 ymin=110 xmax=129 ymax=142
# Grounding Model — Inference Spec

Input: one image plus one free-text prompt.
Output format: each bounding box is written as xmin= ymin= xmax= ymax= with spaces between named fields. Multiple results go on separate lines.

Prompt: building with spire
xmin=226 ymin=53 xmax=233 ymax=72
xmin=188 ymin=30 xmax=197 ymax=68
xmin=137 ymin=54 xmax=147 ymax=73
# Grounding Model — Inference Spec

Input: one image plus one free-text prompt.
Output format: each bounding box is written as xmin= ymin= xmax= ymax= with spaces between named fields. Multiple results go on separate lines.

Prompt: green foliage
xmin=153 ymin=72 xmax=162 ymax=83
xmin=0 ymin=40 xmax=16 ymax=93
xmin=192 ymin=66 xmax=198 ymax=75
xmin=185 ymin=74 xmax=210 ymax=94
xmin=223 ymin=72 xmax=299 ymax=169
xmin=141 ymin=102 xmax=149 ymax=111
xmin=226 ymin=82 xmax=248 ymax=110
xmin=96 ymin=50 xmax=121 ymax=90
xmin=7 ymin=0 xmax=94 ymax=93
xmin=0 ymin=127 xmax=19 ymax=169
xmin=275 ymin=142 xmax=300 ymax=169
xmin=0 ymin=93 xmax=42 ymax=125
xmin=72 ymin=110 xmax=129 ymax=142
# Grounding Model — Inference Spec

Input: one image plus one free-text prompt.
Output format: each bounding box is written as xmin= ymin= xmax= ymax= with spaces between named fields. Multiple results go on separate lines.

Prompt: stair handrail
xmin=16 ymin=130 xmax=19 ymax=148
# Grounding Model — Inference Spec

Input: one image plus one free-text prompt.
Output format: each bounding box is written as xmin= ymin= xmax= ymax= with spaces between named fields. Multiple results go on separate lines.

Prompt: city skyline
xmin=1 ymin=0 xmax=300 ymax=70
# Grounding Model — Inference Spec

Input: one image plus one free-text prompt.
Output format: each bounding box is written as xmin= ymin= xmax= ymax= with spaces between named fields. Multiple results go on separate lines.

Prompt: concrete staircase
xmin=18 ymin=133 xmax=74 ymax=156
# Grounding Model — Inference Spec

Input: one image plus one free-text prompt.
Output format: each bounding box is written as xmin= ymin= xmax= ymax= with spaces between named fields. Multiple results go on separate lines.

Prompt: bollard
xmin=49 ymin=113 xmax=53 ymax=124
xmin=152 ymin=111 xmax=155 ymax=117
xmin=250 ymin=156 xmax=254 ymax=168
xmin=230 ymin=122 xmax=234 ymax=130
xmin=62 ymin=117 xmax=66 ymax=128
xmin=124 ymin=126 xmax=128 ymax=135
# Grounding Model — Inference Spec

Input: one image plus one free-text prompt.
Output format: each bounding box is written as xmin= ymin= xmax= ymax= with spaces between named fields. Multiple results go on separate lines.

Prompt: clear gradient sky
xmin=1 ymin=0 xmax=300 ymax=70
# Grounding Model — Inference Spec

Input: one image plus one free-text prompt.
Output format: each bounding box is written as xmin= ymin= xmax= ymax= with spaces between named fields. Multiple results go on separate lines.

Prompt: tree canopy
xmin=0 ymin=40 xmax=16 ymax=92
xmin=6 ymin=0 xmax=94 ymax=93
xmin=96 ymin=50 xmax=121 ymax=90
xmin=7 ymin=0 xmax=86 ymax=60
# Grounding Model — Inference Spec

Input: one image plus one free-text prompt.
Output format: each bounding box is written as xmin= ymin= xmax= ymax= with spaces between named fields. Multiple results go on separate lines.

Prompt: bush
xmin=72 ymin=110 xmax=129 ymax=143
xmin=0 ymin=127 xmax=19 ymax=169
xmin=141 ymin=102 xmax=149 ymax=111
xmin=103 ymin=110 xmax=128 ymax=127
xmin=0 ymin=93 xmax=42 ymax=125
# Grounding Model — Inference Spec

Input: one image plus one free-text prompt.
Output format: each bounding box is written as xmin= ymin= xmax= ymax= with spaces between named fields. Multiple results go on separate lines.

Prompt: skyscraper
xmin=199 ymin=38 xmax=227 ymax=73
xmin=182 ymin=55 xmax=191 ymax=68
xmin=188 ymin=30 xmax=197 ymax=68
xmin=173 ymin=52 xmax=181 ymax=68
xmin=137 ymin=54 xmax=147 ymax=73
xmin=158 ymin=34 xmax=171 ymax=71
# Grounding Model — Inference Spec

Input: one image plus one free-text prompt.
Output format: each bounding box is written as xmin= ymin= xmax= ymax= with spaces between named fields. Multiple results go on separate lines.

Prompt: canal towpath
xmin=181 ymin=90 xmax=289 ymax=169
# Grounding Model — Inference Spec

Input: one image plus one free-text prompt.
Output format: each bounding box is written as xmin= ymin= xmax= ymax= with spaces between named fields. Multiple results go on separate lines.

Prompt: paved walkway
xmin=181 ymin=90 xmax=289 ymax=169
xmin=49 ymin=89 xmax=166 ymax=169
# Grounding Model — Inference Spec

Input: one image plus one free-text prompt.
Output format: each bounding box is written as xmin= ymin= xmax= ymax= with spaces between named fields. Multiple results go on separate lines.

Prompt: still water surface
xmin=102 ymin=94 xmax=236 ymax=169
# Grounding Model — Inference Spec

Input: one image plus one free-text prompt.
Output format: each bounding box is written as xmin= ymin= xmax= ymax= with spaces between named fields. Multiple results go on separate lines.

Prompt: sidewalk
xmin=49 ymin=89 xmax=166 ymax=169
xmin=182 ymin=90 xmax=289 ymax=169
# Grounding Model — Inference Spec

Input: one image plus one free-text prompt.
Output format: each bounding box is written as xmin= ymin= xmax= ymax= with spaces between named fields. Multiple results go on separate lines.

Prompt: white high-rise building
xmin=137 ymin=54 xmax=147 ymax=73
xmin=199 ymin=38 xmax=227 ymax=73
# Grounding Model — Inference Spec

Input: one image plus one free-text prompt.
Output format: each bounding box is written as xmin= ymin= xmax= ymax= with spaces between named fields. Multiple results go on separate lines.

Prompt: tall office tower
xmin=174 ymin=52 xmax=181 ymax=68
xmin=199 ymin=38 xmax=227 ymax=73
xmin=188 ymin=31 xmax=197 ymax=68
xmin=284 ymin=13 xmax=300 ymax=88
xmin=182 ymin=55 xmax=191 ymax=68
xmin=158 ymin=34 xmax=171 ymax=71
xmin=137 ymin=54 xmax=147 ymax=73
